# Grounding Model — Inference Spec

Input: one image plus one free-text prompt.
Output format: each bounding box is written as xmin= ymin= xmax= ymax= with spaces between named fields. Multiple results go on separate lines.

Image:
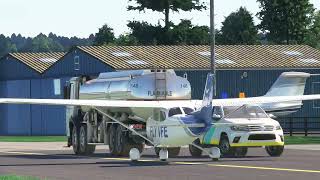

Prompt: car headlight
xmin=230 ymin=125 xmax=249 ymax=131
xmin=275 ymin=125 xmax=282 ymax=130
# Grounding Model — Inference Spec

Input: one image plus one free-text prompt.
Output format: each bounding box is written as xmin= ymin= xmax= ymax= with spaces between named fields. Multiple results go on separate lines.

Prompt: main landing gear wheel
xmin=265 ymin=146 xmax=284 ymax=157
xmin=233 ymin=147 xmax=248 ymax=158
xmin=155 ymin=147 xmax=181 ymax=157
xmin=129 ymin=148 xmax=141 ymax=162
xmin=219 ymin=135 xmax=232 ymax=157
xmin=189 ymin=139 xmax=203 ymax=157
xmin=79 ymin=124 xmax=96 ymax=155
xmin=72 ymin=124 xmax=80 ymax=155
xmin=210 ymin=147 xmax=221 ymax=161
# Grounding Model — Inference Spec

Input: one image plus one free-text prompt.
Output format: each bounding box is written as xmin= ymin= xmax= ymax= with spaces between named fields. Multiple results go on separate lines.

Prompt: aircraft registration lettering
xmin=149 ymin=126 xmax=168 ymax=138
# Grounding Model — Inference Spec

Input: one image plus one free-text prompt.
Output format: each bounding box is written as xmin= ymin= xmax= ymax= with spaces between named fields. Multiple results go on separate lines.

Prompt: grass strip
xmin=0 ymin=175 xmax=43 ymax=180
xmin=285 ymin=136 xmax=320 ymax=145
xmin=0 ymin=136 xmax=66 ymax=142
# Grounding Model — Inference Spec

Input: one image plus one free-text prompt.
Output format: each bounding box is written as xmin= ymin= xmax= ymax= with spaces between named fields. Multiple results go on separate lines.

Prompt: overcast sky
xmin=0 ymin=0 xmax=319 ymax=38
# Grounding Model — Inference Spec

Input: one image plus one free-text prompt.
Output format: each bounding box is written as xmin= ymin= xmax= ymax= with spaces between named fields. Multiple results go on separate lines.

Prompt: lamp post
xmin=210 ymin=0 xmax=216 ymax=97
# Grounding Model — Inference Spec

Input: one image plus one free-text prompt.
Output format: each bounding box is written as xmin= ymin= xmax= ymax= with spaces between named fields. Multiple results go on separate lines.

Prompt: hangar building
xmin=1 ymin=45 xmax=320 ymax=135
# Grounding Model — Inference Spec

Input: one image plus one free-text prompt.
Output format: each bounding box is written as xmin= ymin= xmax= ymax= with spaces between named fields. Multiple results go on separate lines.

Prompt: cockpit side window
xmin=169 ymin=107 xmax=182 ymax=117
xmin=153 ymin=109 xmax=167 ymax=121
xmin=213 ymin=106 xmax=224 ymax=117
xmin=160 ymin=111 xmax=166 ymax=121
xmin=182 ymin=107 xmax=194 ymax=115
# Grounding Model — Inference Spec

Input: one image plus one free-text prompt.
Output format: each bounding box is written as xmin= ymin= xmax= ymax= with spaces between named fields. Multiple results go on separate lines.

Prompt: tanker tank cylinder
xmin=78 ymin=69 xmax=191 ymax=121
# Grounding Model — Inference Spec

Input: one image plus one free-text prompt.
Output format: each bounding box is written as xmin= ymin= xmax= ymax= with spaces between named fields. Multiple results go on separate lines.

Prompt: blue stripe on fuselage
xmin=180 ymin=114 xmax=211 ymax=136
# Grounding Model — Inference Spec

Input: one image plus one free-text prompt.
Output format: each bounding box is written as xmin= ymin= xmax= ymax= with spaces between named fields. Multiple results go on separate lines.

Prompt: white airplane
xmin=1 ymin=73 xmax=320 ymax=162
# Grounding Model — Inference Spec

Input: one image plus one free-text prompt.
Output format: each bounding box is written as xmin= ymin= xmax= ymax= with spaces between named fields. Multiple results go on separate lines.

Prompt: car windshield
xmin=225 ymin=105 xmax=269 ymax=119
xmin=223 ymin=106 xmax=239 ymax=116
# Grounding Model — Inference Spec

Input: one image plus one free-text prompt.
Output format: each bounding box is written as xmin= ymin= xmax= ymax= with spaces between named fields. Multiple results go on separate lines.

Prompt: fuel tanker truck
xmin=64 ymin=69 xmax=192 ymax=156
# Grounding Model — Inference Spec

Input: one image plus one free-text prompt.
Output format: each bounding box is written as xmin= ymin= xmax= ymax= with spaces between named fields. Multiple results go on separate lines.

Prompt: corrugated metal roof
xmin=8 ymin=52 xmax=66 ymax=73
xmin=77 ymin=45 xmax=320 ymax=70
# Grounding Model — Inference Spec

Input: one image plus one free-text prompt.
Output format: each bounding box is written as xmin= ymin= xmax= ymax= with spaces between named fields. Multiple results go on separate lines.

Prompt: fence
xmin=277 ymin=117 xmax=320 ymax=136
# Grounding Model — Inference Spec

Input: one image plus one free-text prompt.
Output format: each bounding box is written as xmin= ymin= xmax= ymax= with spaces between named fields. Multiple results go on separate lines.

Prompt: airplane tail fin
xmin=263 ymin=72 xmax=310 ymax=116
xmin=182 ymin=73 xmax=214 ymax=136
xmin=265 ymin=72 xmax=310 ymax=97
xmin=198 ymin=73 xmax=215 ymax=126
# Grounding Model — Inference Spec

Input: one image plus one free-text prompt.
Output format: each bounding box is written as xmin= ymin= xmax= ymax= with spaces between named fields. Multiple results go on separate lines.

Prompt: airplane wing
xmin=0 ymin=94 xmax=320 ymax=108
xmin=0 ymin=98 xmax=185 ymax=108
xmin=190 ymin=95 xmax=320 ymax=108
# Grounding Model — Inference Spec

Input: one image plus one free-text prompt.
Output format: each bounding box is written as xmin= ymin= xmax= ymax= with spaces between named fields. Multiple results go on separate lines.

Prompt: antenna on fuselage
xmin=210 ymin=0 xmax=216 ymax=97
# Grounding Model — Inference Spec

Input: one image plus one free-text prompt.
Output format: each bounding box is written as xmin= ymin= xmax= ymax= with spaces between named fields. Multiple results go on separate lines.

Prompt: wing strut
xmin=93 ymin=107 xmax=156 ymax=146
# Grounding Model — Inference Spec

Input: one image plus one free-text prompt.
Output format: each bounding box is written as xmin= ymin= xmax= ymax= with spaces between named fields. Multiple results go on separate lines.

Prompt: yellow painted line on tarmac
xmin=101 ymin=157 xmax=320 ymax=173
xmin=101 ymin=157 xmax=155 ymax=162
xmin=102 ymin=157 xmax=200 ymax=165
xmin=207 ymin=164 xmax=320 ymax=173
xmin=102 ymin=157 xmax=131 ymax=161
xmin=173 ymin=162 xmax=204 ymax=165
xmin=2 ymin=151 xmax=320 ymax=174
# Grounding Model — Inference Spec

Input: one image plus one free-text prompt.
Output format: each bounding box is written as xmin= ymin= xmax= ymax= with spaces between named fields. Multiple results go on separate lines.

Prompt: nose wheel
xmin=159 ymin=148 xmax=169 ymax=161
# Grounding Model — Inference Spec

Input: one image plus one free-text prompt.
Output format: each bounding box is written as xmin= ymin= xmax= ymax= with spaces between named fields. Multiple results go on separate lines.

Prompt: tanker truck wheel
xmin=72 ymin=124 xmax=80 ymax=155
xmin=189 ymin=139 xmax=202 ymax=157
xmin=79 ymin=124 xmax=96 ymax=155
xmin=115 ymin=125 xmax=129 ymax=156
xmin=109 ymin=124 xmax=118 ymax=155
xmin=155 ymin=147 xmax=181 ymax=157
xmin=265 ymin=146 xmax=284 ymax=157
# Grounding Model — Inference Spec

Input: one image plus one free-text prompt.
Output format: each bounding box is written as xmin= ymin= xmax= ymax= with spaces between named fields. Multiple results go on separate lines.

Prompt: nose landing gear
xmin=159 ymin=149 xmax=169 ymax=161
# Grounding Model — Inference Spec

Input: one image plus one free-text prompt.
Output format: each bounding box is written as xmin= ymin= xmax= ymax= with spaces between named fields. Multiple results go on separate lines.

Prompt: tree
xmin=305 ymin=11 xmax=320 ymax=49
xmin=22 ymin=34 xmax=64 ymax=52
xmin=115 ymin=34 xmax=139 ymax=46
xmin=257 ymin=0 xmax=314 ymax=44
xmin=128 ymin=0 xmax=206 ymax=29
xmin=219 ymin=7 xmax=258 ymax=45
xmin=93 ymin=24 xmax=115 ymax=45
xmin=0 ymin=35 xmax=17 ymax=57
xmin=171 ymin=20 xmax=209 ymax=45
xmin=127 ymin=20 xmax=209 ymax=45
xmin=127 ymin=21 xmax=164 ymax=45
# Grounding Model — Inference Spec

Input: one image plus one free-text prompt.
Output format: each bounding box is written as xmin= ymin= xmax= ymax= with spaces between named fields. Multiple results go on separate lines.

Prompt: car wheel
xmin=233 ymin=147 xmax=248 ymax=158
xmin=265 ymin=146 xmax=284 ymax=157
xmin=219 ymin=135 xmax=232 ymax=157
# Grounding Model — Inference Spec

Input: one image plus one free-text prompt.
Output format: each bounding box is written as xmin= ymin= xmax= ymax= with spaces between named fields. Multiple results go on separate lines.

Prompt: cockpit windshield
xmin=225 ymin=105 xmax=269 ymax=119
xmin=182 ymin=107 xmax=194 ymax=115
xmin=168 ymin=107 xmax=194 ymax=117
xmin=169 ymin=107 xmax=182 ymax=117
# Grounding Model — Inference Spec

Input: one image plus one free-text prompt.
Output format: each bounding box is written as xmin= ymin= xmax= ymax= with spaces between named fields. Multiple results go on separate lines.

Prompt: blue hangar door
xmin=6 ymin=80 xmax=31 ymax=135
xmin=40 ymin=78 xmax=68 ymax=135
